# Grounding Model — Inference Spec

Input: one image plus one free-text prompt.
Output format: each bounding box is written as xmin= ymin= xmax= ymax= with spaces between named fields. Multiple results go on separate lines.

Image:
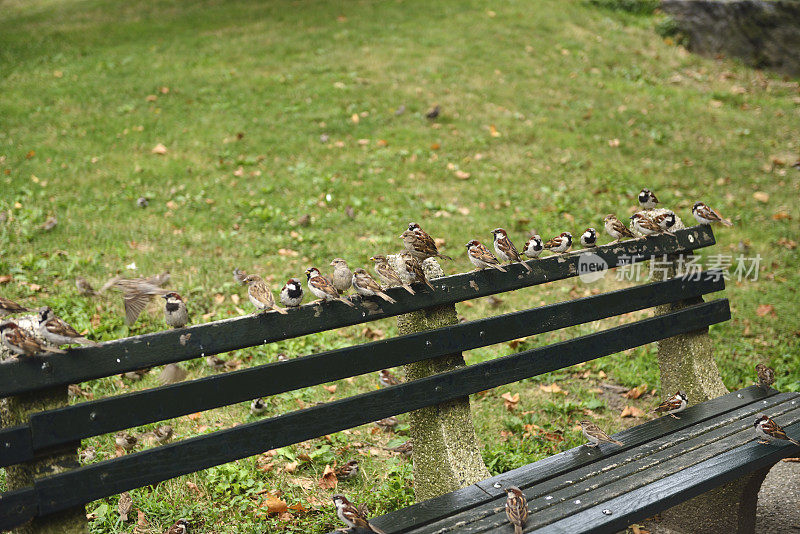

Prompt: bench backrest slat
xmin=1 ymin=272 xmax=724 ymax=462
xmin=0 ymin=228 xmax=716 ymax=397
xmin=31 ymin=298 xmax=730 ymax=517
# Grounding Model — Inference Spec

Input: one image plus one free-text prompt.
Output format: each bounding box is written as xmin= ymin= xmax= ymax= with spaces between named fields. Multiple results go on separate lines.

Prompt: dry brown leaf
xmin=772 ymin=211 xmax=792 ymax=220
xmin=166 ymin=200 xmax=178 ymax=210
xmin=501 ymin=392 xmax=520 ymax=411
xmin=620 ymin=406 xmax=645 ymax=418
xmin=753 ymin=191 xmax=770 ymax=203
xmin=187 ymin=412 xmax=202 ymax=420
xmin=231 ymin=294 xmax=240 ymax=304
xmin=540 ymin=383 xmax=568 ymax=395
xmin=214 ymin=293 xmax=225 ymax=304
xmin=0 ymin=275 xmax=12 ymax=284
xmin=283 ymin=461 xmax=298 ymax=473
xmin=261 ymin=493 xmax=288 ymax=514
xmin=454 ymin=170 xmax=470 ymax=180
xmin=318 ymin=464 xmax=338 ymax=489
xmin=186 ymin=481 xmax=200 ymax=494
xmin=624 ymin=384 xmax=648 ymax=400
xmin=361 ymin=326 xmax=385 ymax=340
xmin=277 ymin=248 xmax=299 ymax=257
xmin=777 ymin=238 xmax=797 ymax=250
xmin=430 ymin=143 xmax=441 ymax=150
xmin=287 ymin=477 xmax=315 ymax=490
xmin=323 ymin=384 xmax=337 ymax=394
xmin=351 ymin=113 xmax=360 ymax=124
xmin=136 ymin=509 xmax=147 ymax=528
xmin=756 ymin=304 xmax=775 ymax=317
xmin=151 ymin=143 xmax=168 ymax=155
xmin=489 ymin=125 xmax=501 ymax=138
xmin=288 ymin=502 xmax=310 ymax=513
xmin=608 ymin=138 xmax=620 ymax=147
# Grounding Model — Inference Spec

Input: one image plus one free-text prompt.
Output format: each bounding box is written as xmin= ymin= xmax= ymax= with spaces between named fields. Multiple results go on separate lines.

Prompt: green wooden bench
xmin=0 ymin=226 xmax=797 ymax=534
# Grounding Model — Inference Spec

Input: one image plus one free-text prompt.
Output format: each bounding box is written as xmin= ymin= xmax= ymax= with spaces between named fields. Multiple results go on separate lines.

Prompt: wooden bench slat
xmin=0 ymin=425 xmax=34 ymax=469
xmin=413 ymin=395 xmax=799 ymax=534
xmin=25 ymin=273 xmax=725 ymax=452
xmin=13 ymin=299 xmax=728 ymax=519
xmin=0 ymin=227 xmax=716 ymax=398
xmin=368 ymin=386 xmax=780 ymax=534
xmin=0 ymin=487 xmax=37 ymax=532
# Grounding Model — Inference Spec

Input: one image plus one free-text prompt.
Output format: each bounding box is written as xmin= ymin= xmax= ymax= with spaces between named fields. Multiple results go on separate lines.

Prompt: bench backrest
xmin=0 ymin=226 xmax=729 ymax=530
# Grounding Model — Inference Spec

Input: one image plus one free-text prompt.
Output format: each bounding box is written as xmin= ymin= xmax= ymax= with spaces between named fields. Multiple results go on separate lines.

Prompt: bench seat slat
xmin=0 ymin=228 xmax=716 ymax=398
xmin=0 ymin=425 xmax=34 ymax=469
xmin=26 ymin=273 xmax=725 ymax=452
xmin=0 ymin=487 xmax=37 ymax=532
xmin=7 ymin=299 xmax=727 ymax=519
xmin=367 ymin=386 xmax=780 ymax=533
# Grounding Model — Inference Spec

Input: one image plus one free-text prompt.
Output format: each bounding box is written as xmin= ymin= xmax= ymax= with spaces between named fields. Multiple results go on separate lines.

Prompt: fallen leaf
xmin=278 ymin=248 xmax=299 ymax=257
xmin=137 ymin=510 xmax=148 ymax=528
xmin=620 ymin=406 xmax=645 ymax=418
xmin=151 ymin=143 xmax=168 ymax=155
xmin=351 ymin=113 xmax=360 ymax=124
xmin=166 ymin=200 xmax=178 ymax=210
xmin=540 ymin=431 xmax=564 ymax=443
xmin=540 ymin=383 xmax=568 ymax=395
xmin=361 ymin=326 xmax=385 ymax=340
xmin=454 ymin=170 xmax=470 ymax=180
xmin=214 ymin=293 xmax=225 ymax=304
xmin=187 ymin=412 xmax=202 ymax=420
xmin=624 ymin=384 xmax=648 ymax=400
xmin=260 ymin=493 xmax=288 ymax=514
xmin=283 ymin=461 xmax=298 ymax=473
xmin=318 ymin=464 xmax=338 ymax=489
xmin=0 ymin=275 xmax=12 ymax=284
xmin=159 ymin=86 xmax=170 ymax=94
xmin=753 ymin=191 xmax=770 ymax=203
xmin=756 ymin=304 xmax=775 ymax=317
xmin=231 ymin=294 xmax=240 ymax=304
xmin=323 ymin=384 xmax=337 ymax=394
xmin=501 ymin=392 xmax=520 ymax=411
xmin=489 ymin=125 xmax=501 ymax=137
xmin=287 ymin=477 xmax=315 ymax=490
xmin=430 ymin=143 xmax=441 ymax=150
xmin=777 ymin=238 xmax=797 ymax=250
xmin=186 ymin=481 xmax=200 ymax=494
xmin=772 ymin=211 xmax=792 ymax=220
xmin=288 ymin=502 xmax=310 ymax=513
xmin=608 ymin=138 xmax=620 ymax=147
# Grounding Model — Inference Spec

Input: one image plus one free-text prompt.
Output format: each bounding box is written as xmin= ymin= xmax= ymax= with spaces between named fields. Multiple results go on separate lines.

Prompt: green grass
xmin=1 ymin=0 xmax=799 ymax=531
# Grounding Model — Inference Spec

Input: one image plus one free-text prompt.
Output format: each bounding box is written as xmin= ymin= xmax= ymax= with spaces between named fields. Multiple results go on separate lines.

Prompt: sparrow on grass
xmin=166 ymin=519 xmax=190 ymax=534
xmin=379 ymin=369 xmax=401 ymax=387
xmin=334 ymin=460 xmax=360 ymax=480
xmin=653 ymin=391 xmax=688 ymax=419
xmin=118 ymin=492 xmax=132 ymax=522
xmin=115 ymin=431 xmax=138 ymax=452
xmin=75 ymin=276 xmax=97 ymax=296
xmin=0 ymin=297 xmax=29 ymax=317
xmin=250 ymin=398 xmax=268 ymax=416
xmin=504 ymin=486 xmax=528 ymax=534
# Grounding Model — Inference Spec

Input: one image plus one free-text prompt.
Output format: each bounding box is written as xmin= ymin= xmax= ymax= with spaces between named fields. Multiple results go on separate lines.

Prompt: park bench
xmin=1 ymin=225 xmax=798 ymax=533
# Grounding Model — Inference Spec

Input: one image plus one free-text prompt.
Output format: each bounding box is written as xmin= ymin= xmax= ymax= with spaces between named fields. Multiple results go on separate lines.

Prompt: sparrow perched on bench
xmin=379 ymin=369 xmax=401 ymax=387
xmin=630 ymin=213 xmax=674 ymax=237
xmin=603 ymin=214 xmax=635 ymax=243
xmin=492 ymin=228 xmax=531 ymax=272
xmin=118 ymin=492 xmax=132 ymax=522
xmin=250 ymin=398 xmax=268 ymax=416
xmin=0 ymin=297 xmax=29 ymax=316
xmin=580 ymin=420 xmax=623 ymax=447
xmin=244 ymin=275 xmax=289 ymax=314
xmin=580 ymin=227 xmax=598 ymax=248
xmin=305 ymin=268 xmax=355 ymax=307
xmin=369 ymin=255 xmax=415 ymax=295
xmin=754 ymin=415 xmax=800 ymax=446
xmin=279 ymin=278 xmax=304 ymax=308
xmin=162 ymin=293 xmax=189 ymax=328
xmin=543 ymin=232 xmax=572 ymax=254
xmin=165 ymin=519 xmax=190 ymax=534
xmin=1 ymin=321 xmax=66 ymax=356
xmin=115 ymin=431 xmax=138 ymax=452
xmin=332 ymin=494 xmax=386 ymax=533
xmin=352 ymin=269 xmax=396 ymax=304
xmin=504 ymin=486 xmax=529 ymax=534
xmin=653 ymin=391 xmax=688 ymax=419
xmin=756 ymin=363 xmax=775 ymax=391
xmin=330 ymin=258 xmax=353 ymax=295
xmin=466 ymin=240 xmax=506 ymax=271
xmin=522 ymin=234 xmax=544 ymax=259
xmin=402 ymin=223 xmax=453 ymax=262
xmin=692 ymin=201 xmax=733 ymax=227
xmin=652 ymin=211 xmax=677 ymax=232
xmin=334 ymin=460 xmax=360 ymax=480
xmin=38 ymin=307 xmax=98 ymax=346
xmin=638 ymin=188 xmax=659 ymax=210
xmin=396 ymin=252 xmax=435 ymax=291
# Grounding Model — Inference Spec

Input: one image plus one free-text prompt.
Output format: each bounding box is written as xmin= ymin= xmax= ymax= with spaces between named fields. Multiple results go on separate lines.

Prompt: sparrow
xmin=0 ymin=297 xmax=29 ymax=316
xmin=630 ymin=213 xmax=674 ymax=237
xmin=425 ymin=105 xmax=440 ymax=120
xmin=279 ymin=278 xmax=304 ymax=308
xmin=580 ymin=227 xmax=598 ymax=248
xmin=244 ymin=275 xmax=288 ymax=314
xmin=330 ymin=258 xmax=353 ymax=295
xmin=233 ymin=268 xmax=248 ymax=285
xmin=153 ymin=425 xmax=174 ymax=444
xmin=305 ymin=268 xmax=355 ymax=307
xmin=332 ymin=494 xmax=386 ymax=533
xmin=1 ymin=321 xmax=66 ymax=356
xmin=522 ymin=234 xmax=544 ymax=259
xmin=379 ymin=369 xmax=401 ymax=387
xmin=653 ymin=391 xmax=688 ymax=419
xmin=375 ymin=416 xmax=399 ymax=431
xmin=466 ymin=240 xmax=506 ymax=271
xmin=492 ymin=228 xmax=531 ymax=272
xmin=206 ymin=355 xmax=226 ymax=371
xmin=334 ymin=460 xmax=360 ymax=480
xmin=754 ymin=415 xmax=800 ymax=446
xmin=136 ymin=196 xmax=149 ymax=208
xmin=115 ymin=278 xmax=169 ymax=325
xmin=692 ymin=201 xmax=733 ymax=227
xmin=352 ymin=269 xmax=396 ymax=304
xmin=158 ymin=363 xmax=187 ymax=385
xmin=543 ymin=232 xmax=572 ymax=254
xmin=396 ymin=252 xmax=435 ymax=291
xmin=38 ymin=306 xmax=98 ymax=346
xmin=40 ymin=215 xmax=57 ymax=231
xmin=166 ymin=519 xmax=190 ymax=534
xmin=638 ymin=188 xmax=659 ymax=210
xmin=75 ymin=276 xmax=97 ymax=296
xmin=384 ymin=440 xmax=413 ymax=456
xmin=652 ymin=211 xmax=677 ymax=232
xmin=122 ymin=369 xmax=149 ymax=381
xmin=401 ymin=226 xmax=452 ymax=262
xmin=250 ymin=398 xmax=268 ymax=416
xmin=115 ymin=431 xmax=138 ymax=452
xmin=504 ymin=486 xmax=529 ymax=534
xmin=580 ymin=420 xmax=623 ymax=447
xmin=603 ymin=214 xmax=635 ymax=243
xmin=369 ymin=255 xmax=415 ymax=295
xmin=162 ymin=292 xmax=189 ymax=328
xmin=756 ymin=363 xmax=775 ymax=391
xmin=79 ymin=447 xmax=96 ymax=463
xmin=277 ymin=353 xmax=289 ymax=362
xmin=118 ymin=492 xmax=132 ymax=522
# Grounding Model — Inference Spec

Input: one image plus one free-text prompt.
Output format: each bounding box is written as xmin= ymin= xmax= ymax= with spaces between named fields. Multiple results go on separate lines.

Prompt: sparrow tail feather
xmin=492 ymin=263 xmax=507 ymax=272
xmin=401 ymin=284 xmax=415 ymax=295
xmin=377 ymin=292 xmax=396 ymax=304
xmin=437 ymin=253 xmax=454 ymax=261
xmin=338 ymin=297 xmax=355 ymax=307
xmin=273 ymin=306 xmax=289 ymax=315
xmin=515 ymin=525 xmax=523 ymax=534
xmin=521 ymin=261 xmax=532 ymax=272
xmin=721 ymin=218 xmax=733 ymax=227
xmin=43 ymin=346 xmax=67 ymax=354
xmin=789 ymin=437 xmax=800 ymax=446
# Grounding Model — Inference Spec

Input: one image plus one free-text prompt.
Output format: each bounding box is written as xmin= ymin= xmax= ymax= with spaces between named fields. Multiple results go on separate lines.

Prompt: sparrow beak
xmin=161 ymin=294 xmax=168 ymax=300
xmin=629 ymin=214 xmax=635 ymax=220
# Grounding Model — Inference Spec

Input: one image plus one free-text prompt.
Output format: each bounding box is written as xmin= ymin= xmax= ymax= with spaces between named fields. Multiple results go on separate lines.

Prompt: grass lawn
xmin=1 ymin=0 xmax=798 ymax=532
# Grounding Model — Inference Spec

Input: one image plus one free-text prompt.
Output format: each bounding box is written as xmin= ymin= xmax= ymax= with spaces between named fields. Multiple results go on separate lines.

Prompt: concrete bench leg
xmin=656 ymin=466 xmax=771 ymax=534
